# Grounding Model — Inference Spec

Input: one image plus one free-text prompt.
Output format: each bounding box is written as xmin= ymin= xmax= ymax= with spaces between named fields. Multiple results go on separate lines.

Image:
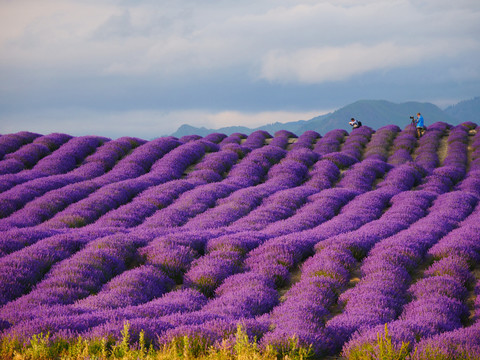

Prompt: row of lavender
xmin=0 ymin=122 xmax=479 ymax=358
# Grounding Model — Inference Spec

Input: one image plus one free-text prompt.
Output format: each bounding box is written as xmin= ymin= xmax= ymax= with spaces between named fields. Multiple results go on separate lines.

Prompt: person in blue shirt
xmin=415 ymin=112 xmax=425 ymax=138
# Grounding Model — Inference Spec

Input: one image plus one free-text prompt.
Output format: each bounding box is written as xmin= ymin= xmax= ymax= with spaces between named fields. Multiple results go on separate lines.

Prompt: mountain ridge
xmin=171 ymin=97 xmax=479 ymax=137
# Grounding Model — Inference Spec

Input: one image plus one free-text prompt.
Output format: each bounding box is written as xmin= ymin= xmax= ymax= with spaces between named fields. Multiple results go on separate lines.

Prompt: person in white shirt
xmin=349 ymin=118 xmax=361 ymax=129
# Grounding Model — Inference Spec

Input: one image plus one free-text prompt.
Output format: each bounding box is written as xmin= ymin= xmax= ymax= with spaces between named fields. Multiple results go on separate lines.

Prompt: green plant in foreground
xmin=346 ymin=324 xmax=413 ymax=360
xmin=5 ymin=321 xmax=480 ymax=360
xmin=0 ymin=323 xmax=313 ymax=360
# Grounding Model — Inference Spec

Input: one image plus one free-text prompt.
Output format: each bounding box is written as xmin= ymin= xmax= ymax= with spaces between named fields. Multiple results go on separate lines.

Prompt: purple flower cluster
xmin=202 ymin=132 xmax=228 ymax=144
xmin=0 ymin=133 xmax=71 ymax=175
xmin=429 ymin=205 xmax=480 ymax=265
xmin=218 ymin=133 xmax=246 ymax=146
xmin=336 ymin=191 xmax=477 ymax=356
xmin=320 ymin=152 xmax=358 ymax=170
xmin=303 ymin=158 xmax=340 ymax=189
xmin=337 ymin=159 xmax=392 ymax=192
xmin=32 ymin=135 xmax=110 ymax=177
xmin=387 ymin=124 xmax=417 ymax=165
xmin=82 ymin=137 xmax=145 ymax=174
xmin=82 ymin=288 xmax=209 ymax=344
xmin=0 ymin=228 xmax=60 ymax=257
xmin=140 ymin=182 xmax=239 ymax=229
xmin=184 ymin=250 xmax=243 ymax=297
xmin=142 ymin=178 xmax=397 ymax=347
xmin=184 ymin=232 xmax=268 ymax=296
xmin=417 ymin=124 xmax=469 ymax=193
xmin=413 ymin=122 xmax=449 ymax=172
xmin=363 ymin=125 xmax=400 ymax=161
xmin=414 ymin=217 xmax=480 ymax=357
xmin=2 ymin=287 xmax=209 ymax=344
xmin=268 ymin=130 xmax=296 ymax=149
xmin=342 ymin=205 xmax=480 ymax=357
xmin=179 ymin=134 xmax=202 ymax=143
xmin=41 ymin=140 xmax=207 ymax=228
xmin=246 ymin=188 xmax=397 ymax=288
xmin=316 ymin=126 xmax=373 ymax=173
xmin=457 ymin=125 xmax=480 ymax=196
xmin=203 ymin=271 xmax=278 ymax=318
xmin=0 ymin=228 xmax=116 ymax=306
xmin=318 ymin=189 xmax=436 ymax=258
xmin=241 ymin=130 xmax=271 ymax=151
xmin=92 ymin=143 xmax=242 ymax=228
xmin=150 ymin=146 xmax=287 ymax=230
xmin=222 ymin=145 xmax=286 ymax=188
xmin=184 ymin=149 xmax=313 ymax=230
xmin=139 ymin=230 xmax=221 ymax=283
xmin=266 ymin=190 xmax=435 ymax=355
xmin=0 ymin=132 xmax=41 ymax=160
xmin=0 ymin=136 xmax=110 ymax=217
xmin=376 ymin=162 xmax=425 ymax=191
xmin=0 ymin=158 xmax=25 ymax=176
xmin=313 ymin=129 xmax=348 ymax=155
xmin=0 ymin=136 xmax=144 ymax=228
xmin=0 ymin=232 xmax=145 ymax=325
xmin=290 ymin=130 xmax=320 ymax=150
xmin=226 ymin=185 xmax=318 ymax=232
xmin=414 ymin=324 xmax=480 ymax=359
xmin=173 ymin=170 xmax=417 ymax=352
xmin=340 ymin=126 xmax=374 ymax=160
xmin=262 ymin=274 xmax=343 ymax=355
xmin=92 ymin=137 xmax=180 ymax=186
xmin=74 ymin=265 xmax=174 ymax=310
xmin=187 ymin=144 xmax=241 ymax=181
xmin=96 ymin=180 xmax=199 ymax=229
xmin=0 ymin=181 xmax=99 ymax=229
xmin=261 ymin=187 xmax=357 ymax=237
xmin=32 ymin=133 xmax=74 ymax=151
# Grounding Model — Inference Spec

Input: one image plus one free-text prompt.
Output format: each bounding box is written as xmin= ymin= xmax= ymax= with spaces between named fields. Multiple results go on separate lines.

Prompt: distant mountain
xmin=298 ymin=100 xmax=457 ymax=134
xmin=171 ymin=99 xmax=467 ymax=138
xmin=174 ymin=124 xmax=257 ymax=137
xmin=444 ymin=97 xmax=480 ymax=124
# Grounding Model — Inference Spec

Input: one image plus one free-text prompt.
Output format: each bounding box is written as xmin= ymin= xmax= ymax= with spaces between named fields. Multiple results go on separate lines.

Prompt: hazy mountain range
xmin=171 ymin=97 xmax=480 ymax=137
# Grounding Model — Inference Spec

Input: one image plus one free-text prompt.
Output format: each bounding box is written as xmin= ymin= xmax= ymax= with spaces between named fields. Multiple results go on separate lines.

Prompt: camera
xmin=410 ymin=116 xmax=415 ymax=120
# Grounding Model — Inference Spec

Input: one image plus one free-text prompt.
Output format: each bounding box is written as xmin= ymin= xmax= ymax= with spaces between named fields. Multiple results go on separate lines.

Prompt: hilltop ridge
xmin=172 ymin=97 xmax=478 ymax=137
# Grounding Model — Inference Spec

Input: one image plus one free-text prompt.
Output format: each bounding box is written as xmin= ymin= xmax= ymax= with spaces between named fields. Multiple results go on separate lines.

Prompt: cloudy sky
xmin=1 ymin=0 xmax=479 ymax=139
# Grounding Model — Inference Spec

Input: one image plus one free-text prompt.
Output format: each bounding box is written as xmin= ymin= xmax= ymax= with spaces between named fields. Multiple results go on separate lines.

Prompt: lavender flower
xmin=0 ymin=132 xmax=41 ymax=160
xmin=291 ymin=130 xmax=320 ymax=150
xmin=74 ymin=265 xmax=174 ymax=310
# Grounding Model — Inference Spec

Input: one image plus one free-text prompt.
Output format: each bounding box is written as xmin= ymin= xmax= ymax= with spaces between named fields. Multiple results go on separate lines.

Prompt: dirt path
xmin=436 ymin=130 xmax=449 ymax=166
xmin=466 ymin=266 xmax=480 ymax=326
xmin=277 ymin=266 xmax=302 ymax=301
xmin=385 ymin=130 xmax=401 ymax=161
xmin=466 ymin=129 xmax=477 ymax=173
xmin=285 ymin=137 xmax=297 ymax=150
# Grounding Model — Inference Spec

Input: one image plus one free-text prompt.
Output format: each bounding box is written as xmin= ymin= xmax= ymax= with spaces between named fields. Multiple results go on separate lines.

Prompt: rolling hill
xmin=444 ymin=96 xmax=480 ymax=123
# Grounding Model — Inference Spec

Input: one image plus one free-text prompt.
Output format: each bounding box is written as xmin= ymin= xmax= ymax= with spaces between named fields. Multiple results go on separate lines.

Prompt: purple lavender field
xmin=1 ymin=122 xmax=480 ymax=358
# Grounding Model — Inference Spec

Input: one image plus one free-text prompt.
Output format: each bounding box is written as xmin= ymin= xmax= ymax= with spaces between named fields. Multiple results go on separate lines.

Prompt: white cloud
xmin=259 ymin=43 xmax=414 ymax=83
xmin=201 ymin=110 xmax=328 ymax=129
xmin=258 ymin=39 xmax=479 ymax=83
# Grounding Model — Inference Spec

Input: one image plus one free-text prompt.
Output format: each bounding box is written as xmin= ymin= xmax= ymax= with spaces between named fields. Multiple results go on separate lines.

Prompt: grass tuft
xmin=0 ymin=323 xmax=312 ymax=360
